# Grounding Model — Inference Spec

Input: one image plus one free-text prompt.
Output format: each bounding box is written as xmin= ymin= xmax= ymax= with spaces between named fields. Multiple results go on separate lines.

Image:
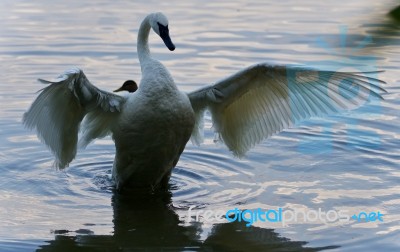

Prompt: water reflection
xmin=311 ymin=6 xmax=400 ymax=57
xmin=389 ymin=6 xmax=400 ymax=22
xmin=37 ymin=191 xmax=338 ymax=251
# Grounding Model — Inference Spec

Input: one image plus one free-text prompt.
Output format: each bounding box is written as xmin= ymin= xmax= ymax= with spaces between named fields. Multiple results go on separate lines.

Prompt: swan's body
xmin=112 ymin=69 xmax=194 ymax=189
xmin=23 ymin=12 xmax=386 ymax=191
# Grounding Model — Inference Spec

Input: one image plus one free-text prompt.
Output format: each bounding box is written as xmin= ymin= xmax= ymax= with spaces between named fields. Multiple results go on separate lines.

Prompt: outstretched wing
xmin=188 ymin=64 xmax=386 ymax=157
xmin=23 ymin=68 xmax=126 ymax=168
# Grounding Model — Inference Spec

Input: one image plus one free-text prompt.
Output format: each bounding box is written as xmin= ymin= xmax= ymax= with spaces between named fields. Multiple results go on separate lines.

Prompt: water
xmin=1 ymin=0 xmax=399 ymax=251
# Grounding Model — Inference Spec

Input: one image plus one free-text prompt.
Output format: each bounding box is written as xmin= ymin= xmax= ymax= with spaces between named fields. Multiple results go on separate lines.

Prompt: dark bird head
xmin=114 ymin=80 xmax=138 ymax=93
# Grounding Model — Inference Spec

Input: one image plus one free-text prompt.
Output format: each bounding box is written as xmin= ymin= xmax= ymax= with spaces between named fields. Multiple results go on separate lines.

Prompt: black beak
xmin=162 ymin=35 xmax=175 ymax=51
xmin=158 ymin=23 xmax=175 ymax=51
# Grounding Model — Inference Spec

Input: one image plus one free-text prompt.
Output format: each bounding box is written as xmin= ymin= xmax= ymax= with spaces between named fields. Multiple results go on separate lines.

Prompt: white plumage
xmin=23 ymin=12 xmax=385 ymax=191
xmin=189 ymin=65 xmax=385 ymax=156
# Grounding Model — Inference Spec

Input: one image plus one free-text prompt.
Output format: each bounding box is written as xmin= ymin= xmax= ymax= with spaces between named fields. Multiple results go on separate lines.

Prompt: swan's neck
xmin=137 ymin=15 xmax=152 ymax=64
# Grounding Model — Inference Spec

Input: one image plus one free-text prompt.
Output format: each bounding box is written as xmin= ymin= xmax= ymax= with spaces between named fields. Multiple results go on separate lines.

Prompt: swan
xmin=23 ymin=12 xmax=386 ymax=192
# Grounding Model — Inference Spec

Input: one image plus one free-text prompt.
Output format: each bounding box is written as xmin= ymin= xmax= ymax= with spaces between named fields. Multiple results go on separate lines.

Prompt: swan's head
xmin=150 ymin=12 xmax=175 ymax=51
xmin=114 ymin=80 xmax=138 ymax=93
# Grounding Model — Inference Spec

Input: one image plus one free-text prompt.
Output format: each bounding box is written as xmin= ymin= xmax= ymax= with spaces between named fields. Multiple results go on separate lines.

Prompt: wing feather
xmin=23 ymin=68 xmax=126 ymax=168
xmin=188 ymin=64 xmax=386 ymax=156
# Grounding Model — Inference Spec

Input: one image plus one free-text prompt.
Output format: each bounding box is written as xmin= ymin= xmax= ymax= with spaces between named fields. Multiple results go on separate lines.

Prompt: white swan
xmin=23 ymin=12 xmax=385 ymax=191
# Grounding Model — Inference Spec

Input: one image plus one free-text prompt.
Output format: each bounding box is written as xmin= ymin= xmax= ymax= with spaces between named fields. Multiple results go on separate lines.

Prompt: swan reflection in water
xmin=37 ymin=190 xmax=339 ymax=251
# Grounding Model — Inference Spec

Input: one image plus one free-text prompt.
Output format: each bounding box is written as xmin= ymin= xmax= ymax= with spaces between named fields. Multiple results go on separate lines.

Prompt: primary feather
xmin=188 ymin=64 xmax=385 ymax=157
xmin=23 ymin=68 xmax=125 ymax=168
